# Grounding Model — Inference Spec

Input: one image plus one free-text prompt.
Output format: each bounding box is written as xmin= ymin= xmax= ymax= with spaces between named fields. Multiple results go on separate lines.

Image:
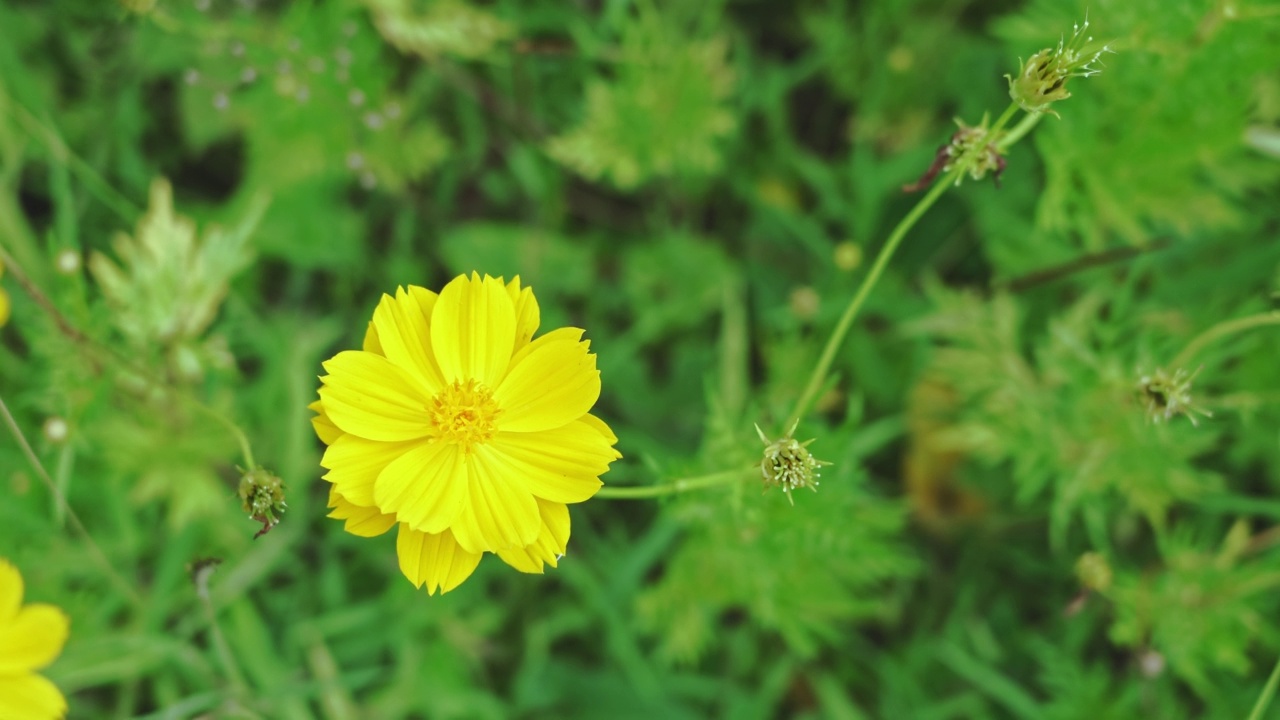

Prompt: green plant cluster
xmin=1 ymin=0 xmax=1279 ymax=717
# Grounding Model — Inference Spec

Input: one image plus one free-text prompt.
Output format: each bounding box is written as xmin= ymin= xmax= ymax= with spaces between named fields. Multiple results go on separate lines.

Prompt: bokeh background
xmin=2 ymin=0 xmax=1280 ymax=717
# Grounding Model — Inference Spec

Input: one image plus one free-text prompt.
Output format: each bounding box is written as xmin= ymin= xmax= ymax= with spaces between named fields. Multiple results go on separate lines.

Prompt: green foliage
xmin=1107 ymin=521 xmax=1280 ymax=693
xmin=638 ymin=410 xmax=917 ymax=664
xmin=546 ymin=7 xmax=736 ymax=189
xmin=367 ymin=0 xmax=514 ymax=60
xmin=89 ymin=179 xmax=263 ymax=377
xmin=1 ymin=0 xmax=1279 ymax=717
xmin=912 ymin=286 xmax=1223 ymax=545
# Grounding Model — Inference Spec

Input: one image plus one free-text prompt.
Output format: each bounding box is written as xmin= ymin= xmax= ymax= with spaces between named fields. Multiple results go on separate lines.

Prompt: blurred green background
xmin=2 ymin=0 xmax=1280 ymax=717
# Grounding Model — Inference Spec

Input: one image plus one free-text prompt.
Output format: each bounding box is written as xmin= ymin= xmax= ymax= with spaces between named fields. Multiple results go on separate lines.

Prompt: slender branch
xmin=997 ymin=239 xmax=1172 ymax=293
xmin=784 ymin=104 xmax=1031 ymax=432
xmin=1170 ymin=311 xmax=1280 ymax=370
xmin=0 ymin=91 xmax=141 ymax=222
xmin=187 ymin=398 xmax=257 ymax=470
xmin=0 ymin=392 xmax=142 ymax=607
xmin=784 ymin=165 xmax=962 ymax=431
xmin=595 ymin=468 xmax=755 ymax=499
xmin=0 ymin=245 xmax=95 ymax=349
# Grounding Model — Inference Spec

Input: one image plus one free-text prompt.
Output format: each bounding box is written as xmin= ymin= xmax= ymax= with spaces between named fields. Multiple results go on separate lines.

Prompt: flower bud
xmin=1007 ymin=17 xmax=1112 ymax=116
xmin=1075 ymin=551 xmax=1113 ymax=593
xmin=756 ymin=423 xmax=829 ymax=505
xmin=1138 ymin=367 xmax=1212 ymax=426
xmin=238 ymin=467 xmax=287 ymax=538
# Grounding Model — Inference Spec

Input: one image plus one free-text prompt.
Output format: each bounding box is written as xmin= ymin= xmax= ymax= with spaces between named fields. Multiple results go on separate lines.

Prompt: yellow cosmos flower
xmin=0 ymin=258 xmax=10 ymax=327
xmin=0 ymin=559 xmax=70 ymax=720
xmin=311 ymin=273 xmax=620 ymax=594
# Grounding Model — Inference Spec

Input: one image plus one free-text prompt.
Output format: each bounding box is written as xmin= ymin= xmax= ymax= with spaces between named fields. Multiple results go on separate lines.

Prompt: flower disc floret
xmin=430 ymin=379 xmax=501 ymax=452
xmin=311 ymin=274 xmax=620 ymax=595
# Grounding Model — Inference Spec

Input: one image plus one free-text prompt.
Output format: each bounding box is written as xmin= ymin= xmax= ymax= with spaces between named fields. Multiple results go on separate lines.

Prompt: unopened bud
xmin=43 ymin=417 xmax=69 ymax=444
xmin=55 ymin=250 xmax=81 ymax=275
xmin=1075 ymin=551 xmax=1112 ymax=593
xmin=1138 ymin=367 xmax=1211 ymax=426
xmin=756 ymin=423 xmax=829 ymax=505
xmin=1007 ymin=17 xmax=1112 ymax=116
xmin=238 ymin=467 xmax=287 ymax=538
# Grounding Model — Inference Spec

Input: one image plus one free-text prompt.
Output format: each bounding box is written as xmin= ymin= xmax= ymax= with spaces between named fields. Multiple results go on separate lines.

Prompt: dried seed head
xmin=1138 ymin=366 xmax=1212 ymax=426
xmin=904 ymin=116 xmax=1006 ymax=192
xmin=238 ymin=467 xmax=287 ymax=538
xmin=756 ymin=423 xmax=829 ymax=505
xmin=1007 ymin=16 xmax=1112 ymax=116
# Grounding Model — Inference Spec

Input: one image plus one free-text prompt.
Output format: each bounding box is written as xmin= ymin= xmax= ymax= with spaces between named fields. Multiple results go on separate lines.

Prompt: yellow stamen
xmin=428 ymin=379 xmax=501 ymax=453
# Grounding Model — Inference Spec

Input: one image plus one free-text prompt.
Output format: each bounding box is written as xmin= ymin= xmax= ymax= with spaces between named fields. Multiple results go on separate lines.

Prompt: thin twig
xmin=0 ymin=245 xmax=95 ymax=349
xmin=0 ymin=392 xmax=142 ymax=607
xmin=997 ymin=239 xmax=1173 ymax=293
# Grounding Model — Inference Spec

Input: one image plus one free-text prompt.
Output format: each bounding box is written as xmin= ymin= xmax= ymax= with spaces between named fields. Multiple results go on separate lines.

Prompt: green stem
xmin=989 ymin=102 xmax=1021 ymax=136
xmin=997 ymin=110 xmax=1043 ymax=149
xmin=0 ymin=392 xmax=142 ymax=608
xmin=1170 ymin=311 xmax=1280 ymax=370
xmin=0 ymin=90 xmax=141 ymax=222
xmin=188 ymin=398 xmax=257 ymax=471
xmin=596 ymin=468 xmax=755 ymax=499
xmin=783 ymin=104 xmax=1034 ymax=432
xmin=784 ymin=165 xmax=962 ymax=431
xmin=1248 ymin=650 xmax=1280 ymax=720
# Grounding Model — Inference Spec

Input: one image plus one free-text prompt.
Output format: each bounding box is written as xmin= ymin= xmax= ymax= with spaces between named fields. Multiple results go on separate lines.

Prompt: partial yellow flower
xmin=0 ymin=257 xmax=10 ymax=327
xmin=0 ymin=559 xmax=70 ymax=720
xmin=311 ymin=273 xmax=620 ymax=594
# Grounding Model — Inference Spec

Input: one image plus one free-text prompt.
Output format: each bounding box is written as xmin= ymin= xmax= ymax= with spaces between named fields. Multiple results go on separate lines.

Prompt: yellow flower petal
xmin=321 ymin=435 xmax=417 ymax=507
xmin=361 ymin=321 xmax=383 ymax=355
xmin=450 ymin=451 xmax=541 ymax=553
xmin=0 ymin=604 xmax=69 ymax=674
xmin=374 ymin=441 xmax=468 ymax=534
xmin=430 ymin=274 xmax=516 ymax=387
xmin=494 ymin=328 xmax=600 ymax=433
xmin=482 ymin=420 xmax=616 ymax=503
xmin=0 ymin=559 xmax=22 ymax=624
xmin=497 ymin=499 xmax=570 ymax=574
xmin=372 ymin=288 xmax=446 ymax=395
xmin=0 ymin=288 xmax=10 ymax=328
xmin=395 ymin=524 xmax=482 ymax=595
xmin=308 ymin=399 xmax=344 ymax=445
xmin=0 ymin=673 xmax=68 ymax=720
xmin=319 ymin=351 xmax=433 ymax=442
xmin=326 ymin=487 xmax=396 ymax=537
xmin=580 ymin=413 xmax=622 ymax=454
xmin=506 ymin=276 xmax=540 ymax=353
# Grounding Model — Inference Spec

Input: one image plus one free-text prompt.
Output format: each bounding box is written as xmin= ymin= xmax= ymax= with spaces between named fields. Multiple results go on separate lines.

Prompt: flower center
xmin=428 ymin=379 xmax=501 ymax=453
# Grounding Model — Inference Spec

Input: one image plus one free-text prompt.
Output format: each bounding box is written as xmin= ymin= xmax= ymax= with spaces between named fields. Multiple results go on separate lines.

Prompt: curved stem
xmin=783 ymin=103 xmax=1037 ymax=432
xmin=596 ymin=468 xmax=755 ymax=499
xmin=0 ymin=392 xmax=142 ymax=607
xmin=0 ymin=90 xmax=141 ymax=222
xmin=1170 ymin=311 xmax=1280 ymax=370
xmin=187 ymin=398 xmax=257 ymax=471
xmin=784 ymin=166 xmax=962 ymax=431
